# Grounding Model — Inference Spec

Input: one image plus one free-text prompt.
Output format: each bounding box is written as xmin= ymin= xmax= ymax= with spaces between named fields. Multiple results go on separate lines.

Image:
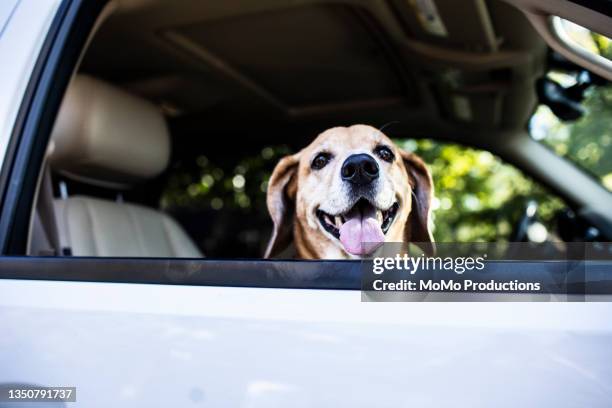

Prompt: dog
xmin=265 ymin=124 xmax=434 ymax=259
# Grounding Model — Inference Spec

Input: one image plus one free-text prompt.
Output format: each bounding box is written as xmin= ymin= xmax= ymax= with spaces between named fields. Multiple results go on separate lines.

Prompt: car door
xmin=1 ymin=1 xmax=612 ymax=407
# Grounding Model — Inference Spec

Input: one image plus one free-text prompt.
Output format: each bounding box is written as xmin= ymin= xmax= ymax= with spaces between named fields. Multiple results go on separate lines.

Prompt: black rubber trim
xmin=0 ymin=257 xmax=611 ymax=295
xmin=0 ymin=257 xmax=363 ymax=290
xmin=0 ymin=0 xmax=107 ymax=255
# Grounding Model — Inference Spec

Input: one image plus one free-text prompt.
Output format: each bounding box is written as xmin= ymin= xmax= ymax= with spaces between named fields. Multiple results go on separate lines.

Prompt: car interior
xmin=26 ymin=0 xmax=612 ymax=258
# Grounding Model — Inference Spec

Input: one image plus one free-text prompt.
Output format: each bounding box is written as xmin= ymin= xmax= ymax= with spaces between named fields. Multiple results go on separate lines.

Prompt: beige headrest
xmin=48 ymin=75 xmax=170 ymax=189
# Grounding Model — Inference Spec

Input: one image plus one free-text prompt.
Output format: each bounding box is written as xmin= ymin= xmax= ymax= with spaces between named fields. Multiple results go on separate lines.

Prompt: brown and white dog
xmin=265 ymin=124 xmax=435 ymax=259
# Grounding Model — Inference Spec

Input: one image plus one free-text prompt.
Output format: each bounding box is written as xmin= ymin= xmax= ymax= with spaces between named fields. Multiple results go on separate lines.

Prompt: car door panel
xmin=2 ymin=278 xmax=612 ymax=407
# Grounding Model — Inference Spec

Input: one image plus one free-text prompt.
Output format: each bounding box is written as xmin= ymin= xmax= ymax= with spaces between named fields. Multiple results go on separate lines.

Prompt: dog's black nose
xmin=341 ymin=154 xmax=379 ymax=185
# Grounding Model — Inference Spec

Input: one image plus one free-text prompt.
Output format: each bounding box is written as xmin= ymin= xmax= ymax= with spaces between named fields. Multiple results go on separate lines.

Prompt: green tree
xmin=532 ymin=84 xmax=612 ymax=191
xmin=399 ymin=139 xmax=564 ymax=242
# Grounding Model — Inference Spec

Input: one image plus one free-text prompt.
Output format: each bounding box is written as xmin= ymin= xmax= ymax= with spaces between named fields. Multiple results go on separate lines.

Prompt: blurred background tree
xmin=531 ymin=85 xmax=612 ymax=191
xmin=398 ymin=139 xmax=564 ymax=243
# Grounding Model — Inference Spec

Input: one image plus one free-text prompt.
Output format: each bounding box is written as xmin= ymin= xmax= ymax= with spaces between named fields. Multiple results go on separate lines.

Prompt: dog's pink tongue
xmin=339 ymin=212 xmax=384 ymax=256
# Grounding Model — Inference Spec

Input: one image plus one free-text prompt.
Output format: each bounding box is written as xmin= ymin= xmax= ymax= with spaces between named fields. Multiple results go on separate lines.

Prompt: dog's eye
xmin=375 ymin=145 xmax=395 ymax=162
xmin=311 ymin=152 xmax=332 ymax=170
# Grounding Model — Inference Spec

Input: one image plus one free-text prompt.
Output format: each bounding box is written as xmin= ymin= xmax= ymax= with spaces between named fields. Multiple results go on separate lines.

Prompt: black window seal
xmin=0 ymin=0 xmax=108 ymax=255
xmin=0 ymin=257 xmax=364 ymax=289
xmin=1 ymin=257 xmax=611 ymax=295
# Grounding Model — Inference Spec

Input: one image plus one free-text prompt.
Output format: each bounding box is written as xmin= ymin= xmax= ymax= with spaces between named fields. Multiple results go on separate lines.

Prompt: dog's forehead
xmin=307 ymin=125 xmax=390 ymax=153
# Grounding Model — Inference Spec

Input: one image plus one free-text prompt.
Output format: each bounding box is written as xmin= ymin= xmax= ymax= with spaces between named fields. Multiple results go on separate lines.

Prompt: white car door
xmin=1 ymin=258 xmax=612 ymax=407
xmin=1 ymin=1 xmax=612 ymax=407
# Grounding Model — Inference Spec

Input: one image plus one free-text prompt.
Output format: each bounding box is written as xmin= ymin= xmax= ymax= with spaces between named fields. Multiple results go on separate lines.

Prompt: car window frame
xmin=0 ymin=0 xmax=585 ymax=258
xmin=0 ymin=0 xmax=108 ymax=254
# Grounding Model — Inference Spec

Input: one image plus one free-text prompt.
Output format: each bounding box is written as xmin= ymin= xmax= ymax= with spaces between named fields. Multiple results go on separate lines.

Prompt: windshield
xmin=530 ymin=74 xmax=612 ymax=191
xmin=529 ymin=21 xmax=612 ymax=191
xmin=530 ymin=80 xmax=612 ymax=192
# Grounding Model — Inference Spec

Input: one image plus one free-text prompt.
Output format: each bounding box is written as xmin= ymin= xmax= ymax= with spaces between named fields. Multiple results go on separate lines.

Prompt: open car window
xmin=9 ymin=0 xmax=610 ymax=260
xmin=530 ymin=21 xmax=612 ymax=191
xmin=530 ymin=83 xmax=612 ymax=192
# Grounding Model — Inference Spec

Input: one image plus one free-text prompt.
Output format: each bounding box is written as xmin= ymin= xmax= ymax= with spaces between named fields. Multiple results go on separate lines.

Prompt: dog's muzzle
xmin=314 ymin=153 xmax=398 ymax=256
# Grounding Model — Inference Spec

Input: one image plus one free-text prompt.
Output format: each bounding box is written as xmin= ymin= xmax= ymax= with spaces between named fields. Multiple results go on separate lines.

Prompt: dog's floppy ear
xmin=264 ymin=153 xmax=300 ymax=258
xmin=400 ymin=150 xmax=436 ymax=255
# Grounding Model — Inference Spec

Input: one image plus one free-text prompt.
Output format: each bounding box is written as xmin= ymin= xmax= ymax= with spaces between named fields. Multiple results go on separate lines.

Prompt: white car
xmin=1 ymin=0 xmax=612 ymax=407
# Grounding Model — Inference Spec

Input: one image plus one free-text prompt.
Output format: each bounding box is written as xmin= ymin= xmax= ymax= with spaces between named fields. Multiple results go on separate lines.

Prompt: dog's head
xmin=265 ymin=124 xmax=434 ymax=259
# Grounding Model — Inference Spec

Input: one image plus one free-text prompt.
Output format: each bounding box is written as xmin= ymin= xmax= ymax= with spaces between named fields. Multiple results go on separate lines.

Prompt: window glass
xmin=530 ymin=75 xmax=612 ymax=191
xmin=531 ymin=20 xmax=612 ymax=191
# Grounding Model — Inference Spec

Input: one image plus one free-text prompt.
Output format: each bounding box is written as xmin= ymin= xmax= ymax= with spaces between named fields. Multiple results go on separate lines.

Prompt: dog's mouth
xmin=316 ymin=198 xmax=399 ymax=256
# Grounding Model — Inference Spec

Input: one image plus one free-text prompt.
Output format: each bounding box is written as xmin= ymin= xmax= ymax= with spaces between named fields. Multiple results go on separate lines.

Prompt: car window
xmin=530 ymin=21 xmax=612 ymax=191
xmin=530 ymin=78 xmax=612 ymax=192
xmin=14 ymin=0 xmax=582 ymax=260
xmin=161 ymin=139 xmax=567 ymax=258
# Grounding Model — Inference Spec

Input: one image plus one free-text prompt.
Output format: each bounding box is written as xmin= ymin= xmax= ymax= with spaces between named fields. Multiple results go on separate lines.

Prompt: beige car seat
xmin=41 ymin=74 xmax=201 ymax=257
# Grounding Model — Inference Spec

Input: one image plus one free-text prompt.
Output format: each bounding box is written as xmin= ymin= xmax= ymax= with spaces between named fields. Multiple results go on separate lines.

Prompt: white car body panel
xmin=0 ymin=1 xmax=20 ymax=35
xmin=1 ymin=1 xmax=612 ymax=407
xmin=0 ymin=0 xmax=61 ymax=170
xmin=1 ymin=279 xmax=612 ymax=407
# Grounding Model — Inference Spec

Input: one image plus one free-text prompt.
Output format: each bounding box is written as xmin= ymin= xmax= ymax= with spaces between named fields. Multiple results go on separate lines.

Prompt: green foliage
xmin=531 ymin=84 xmax=612 ymax=192
xmin=161 ymin=145 xmax=291 ymax=213
xmin=398 ymin=139 xmax=564 ymax=242
xmin=592 ymin=32 xmax=612 ymax=60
